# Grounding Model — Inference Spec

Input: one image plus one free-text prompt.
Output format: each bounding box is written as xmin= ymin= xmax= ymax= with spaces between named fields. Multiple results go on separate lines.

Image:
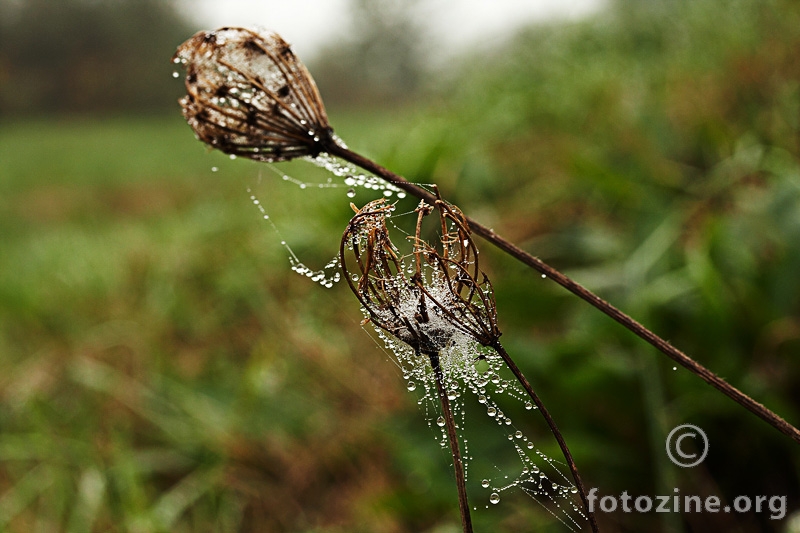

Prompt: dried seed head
xmin=341 ymin=196 xmax=501 ymax=355
xmin=172 ymin=27 xmax=334 ymax=162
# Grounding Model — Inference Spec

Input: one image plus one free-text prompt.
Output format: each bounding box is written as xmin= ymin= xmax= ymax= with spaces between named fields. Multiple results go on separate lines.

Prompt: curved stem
xmin=327 ymin=142 xmax=800 ymax=445
xmin=493 ymin=341 xmax=599 ymax=533
xmin=428 ymin=352 xmax=473 ymax=533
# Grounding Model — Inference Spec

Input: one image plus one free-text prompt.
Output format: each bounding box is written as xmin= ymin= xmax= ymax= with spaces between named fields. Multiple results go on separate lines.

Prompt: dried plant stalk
xmin=172 ymin=26 xmax=800 ymax=511
xmin=340 ymin=195 xmax=599 ymax=533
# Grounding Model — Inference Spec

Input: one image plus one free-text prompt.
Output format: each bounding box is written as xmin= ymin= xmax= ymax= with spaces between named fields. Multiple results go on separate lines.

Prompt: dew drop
xmin=229 ymin=154 xmax=237 ymax=160
xmin=211 ymin=166 xmax=219 ymax=172
xmin=436 ymin=416 xmax=446 ymax=427
xmin=527 ymin=442 xmax=535 ymax=449
xmin=525 ymin=401 xmax=533 ymax=410
xmin=481 ymin=479 xmax=490 ymax=489
xmin=490 ymin=493 xmax=501 ymax=504
xmin=397 ymin=192 xmax=407 ymax=199
xmin=407 ymin=381 xmax=417 ymax=391
xmin=346 ymin=188 xmax=356 ymax=198
xmin=486 ymin=407 xmax=497 ymax=417
xmin=172 ymin=71 xmax=180 ymax=78
xmin=515 ymin=431 xmax=523 ymax=439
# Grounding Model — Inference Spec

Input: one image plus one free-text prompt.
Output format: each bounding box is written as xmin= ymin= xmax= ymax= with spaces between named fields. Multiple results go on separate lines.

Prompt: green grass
xmin=2 ymin=1 xmax=800 ymax=530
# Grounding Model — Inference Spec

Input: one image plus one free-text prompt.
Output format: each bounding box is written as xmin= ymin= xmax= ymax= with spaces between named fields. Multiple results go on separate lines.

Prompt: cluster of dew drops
xmin=308 ymin=152 xmax=407 ymax=200
xmin=242 ymin=152 xmax=413 ymax=288
xmin=372 ymin=319 xmax=583 ymax=524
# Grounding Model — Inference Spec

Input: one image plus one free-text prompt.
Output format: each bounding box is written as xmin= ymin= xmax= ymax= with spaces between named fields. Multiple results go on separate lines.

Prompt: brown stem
xmin=493 ymin=341 xmax=599 ymax=533
xmin=327 ymin=142 xmax=800 ymax=445
xmin=428 ymin=352 xmax=474 ymax=533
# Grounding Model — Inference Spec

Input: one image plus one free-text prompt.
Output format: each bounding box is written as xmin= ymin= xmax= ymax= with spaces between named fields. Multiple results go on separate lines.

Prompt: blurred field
xmin=2 ymin=0 xmax=800 ymax=532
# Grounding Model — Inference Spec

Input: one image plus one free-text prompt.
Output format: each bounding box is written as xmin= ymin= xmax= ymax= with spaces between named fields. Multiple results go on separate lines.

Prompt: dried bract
xmin=172 ymin=27 xmax=333 ymax=162
xmin=340 ymin=196 xmax=500 ymax=356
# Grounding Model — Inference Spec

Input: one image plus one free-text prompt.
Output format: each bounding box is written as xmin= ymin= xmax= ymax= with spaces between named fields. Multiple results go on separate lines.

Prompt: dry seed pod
xmin=341 ymin=196 xmax=501 ymax=355
xmin=172 ymin=27 xmax=334 ymax=162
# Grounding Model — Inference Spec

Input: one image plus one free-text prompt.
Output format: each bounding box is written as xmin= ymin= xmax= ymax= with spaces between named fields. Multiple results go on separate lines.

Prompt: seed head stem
xmin=493 ymin=341 xmax=599 ymax=533
xmin=429 ymin=351 xmax=474 ymax=533
xmin=327 ymin=141 xmax=800 ymax=446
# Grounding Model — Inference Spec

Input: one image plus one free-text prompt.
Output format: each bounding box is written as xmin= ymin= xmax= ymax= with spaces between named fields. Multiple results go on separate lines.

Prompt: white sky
xmin=185 ymin=0 xmax=604 ymax=59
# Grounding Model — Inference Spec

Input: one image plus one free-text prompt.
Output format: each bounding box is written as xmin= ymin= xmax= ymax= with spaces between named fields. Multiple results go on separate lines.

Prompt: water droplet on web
xmin=407 ymin=381 xmax=417 ymax=391
xmin=436 ymin=416 xmax=446 ymax=427
xmin=527 ymin=442 xmax=535 ymax=449
xmin=172 ymin=71 xmax=180 ymax=78
xmin=211 ymin=166 xmax=219 ymax=172
xmin=346 ymin=188 xmax=356 ymax=198
xmin=229 ymin=154 xmax=237 ymax=160
xmin=490 ymin=493 xmax=501 ymax=504
xmin=481 ymin=479 xmax=490 ymax=489
xmin=486 ymin=407 xmax=497 ymax=417
xmin=515 ymin=431 xmax=523 ymax=439
xmin=524 ymin=401 xmax=533 ymax=410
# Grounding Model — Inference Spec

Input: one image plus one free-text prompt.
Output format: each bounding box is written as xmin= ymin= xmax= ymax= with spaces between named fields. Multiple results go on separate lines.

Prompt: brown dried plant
xmin=173 ymin=27 xmax=334 ymax=162
xmin=341 ymin=194 xmax=599 ymax=532
xmin=172 ymin=24 xmax=800 ymax=531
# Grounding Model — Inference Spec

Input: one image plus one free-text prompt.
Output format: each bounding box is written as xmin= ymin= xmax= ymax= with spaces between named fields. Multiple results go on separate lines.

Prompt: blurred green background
xmin=1 ymin=0 xmax=799 ymax=531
